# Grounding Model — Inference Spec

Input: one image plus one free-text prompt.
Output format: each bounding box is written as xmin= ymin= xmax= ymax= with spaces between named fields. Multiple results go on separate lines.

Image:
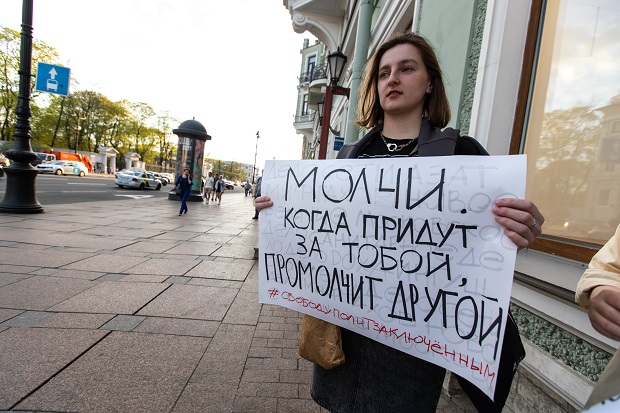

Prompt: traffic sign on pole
xmin=35 ymin=62 xmax=70 ymax=96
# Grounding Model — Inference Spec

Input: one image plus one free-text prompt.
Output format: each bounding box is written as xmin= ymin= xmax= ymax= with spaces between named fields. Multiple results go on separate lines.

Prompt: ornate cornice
xmin=286 ymin=0 xmax=346 ymax=52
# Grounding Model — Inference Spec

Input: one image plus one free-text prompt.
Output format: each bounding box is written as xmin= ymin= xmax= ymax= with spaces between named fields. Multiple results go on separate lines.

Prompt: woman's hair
xmin=356 ymin=32 xmax=451 ymax=129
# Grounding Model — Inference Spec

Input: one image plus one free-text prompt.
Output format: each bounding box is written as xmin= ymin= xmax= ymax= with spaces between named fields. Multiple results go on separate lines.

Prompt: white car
xmin=115 ymin=170 xmax=162 ymax=190
xmin=37 ymin=160 xmax=88 ymax=176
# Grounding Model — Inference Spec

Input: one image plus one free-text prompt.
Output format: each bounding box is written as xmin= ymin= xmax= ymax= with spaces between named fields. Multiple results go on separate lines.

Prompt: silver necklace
xmin=380 ymin=132 xmax=416 ymax=152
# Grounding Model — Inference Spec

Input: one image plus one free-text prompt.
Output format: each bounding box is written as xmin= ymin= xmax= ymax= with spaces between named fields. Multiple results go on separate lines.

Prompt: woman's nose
xmin=387 ymin=72 xmax=399 ymax=86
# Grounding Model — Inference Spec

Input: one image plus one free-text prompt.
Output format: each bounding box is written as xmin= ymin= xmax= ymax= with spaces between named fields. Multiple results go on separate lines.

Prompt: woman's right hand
xmin=255 ymin=196 xmax=273 ymax=211
xmin=588 ymin=286 xmax=620 ymax=341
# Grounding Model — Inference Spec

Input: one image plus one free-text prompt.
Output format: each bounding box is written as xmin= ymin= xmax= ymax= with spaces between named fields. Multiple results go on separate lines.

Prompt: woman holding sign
xmin=256 ymin=32 xmax=544 ymax=413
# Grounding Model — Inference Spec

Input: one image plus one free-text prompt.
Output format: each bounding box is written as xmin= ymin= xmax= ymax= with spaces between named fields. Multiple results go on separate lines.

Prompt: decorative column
xmin=170 ymin=119 xmax=212 ymax=201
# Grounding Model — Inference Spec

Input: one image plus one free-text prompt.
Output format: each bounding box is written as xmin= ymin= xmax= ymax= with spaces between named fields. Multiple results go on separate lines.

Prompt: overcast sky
xmin=0 ymin=0 xmax=314 ymax=168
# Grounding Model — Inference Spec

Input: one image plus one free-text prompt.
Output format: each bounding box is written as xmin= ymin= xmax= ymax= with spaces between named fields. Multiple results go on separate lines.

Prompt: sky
xmin=0 ymin=0 xmax=315 ymax=169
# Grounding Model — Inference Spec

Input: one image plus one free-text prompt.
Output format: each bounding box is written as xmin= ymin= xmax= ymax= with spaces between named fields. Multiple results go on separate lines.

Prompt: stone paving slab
xmin=60 ymin=254 xmax=150 ymax=273
xmin=70 ymin=226 xmax=141 ymax=239
xmin=164 ymin=242 xmax=220 ymax=256
xmin=173 ymin=224 xmax=215 ymax=233
xmin=15 ymin=331 xmax=208 ymax=413
xmin=0 ymin=272 xmax=34 ymax=287
xmin=0 ymin=308 xmax=22 ymax=323
xmin=47 ymin=268 xmax=107 ymax=281
xmin=123 ymin=257 xmax=201 ymax=276
xmin=0 ymin=327 xmax=107 ymax=410
xmin=0 ymin=264 xmax=40 ymax=274
xmin=187 ymin=234 xmax=235 ymax=244
xmin=0 ymin=219 xmax=94 ymax=232
xmin=49 ymin=281 xmax=169 ymax=314
xmin=189 ymin=324 xmax=255 ymax=385
xmin=171 ymin=382 xmax=239 ymax=413
xmin=0 ymin=276 xmax=97 ymax=311
xmin=151 ymin=231 xmax=203 ymax=241
xmin=118 ymin=274 xmax=171 ymax=283
xmin=134 ymin=317 xmax=220 ymax=337
xmin=138 ymin=284 xmax=237 ymax=321
xmin=207 ymin=228 xmax=244 ymax=236
xmin=184 ymin=259 xmax=254 ymax=281
xmin=115 ymin=240 xmax=179 ymax=254
xmin=35 ymin=312 xmax=115 ymax=329
xmin=0 ymin=247 xmax=95 ymax=268
xmin=223 ymin=292 xmax=263 ymax=325
xmin=213 ymin=244 xmax=256 ymax=260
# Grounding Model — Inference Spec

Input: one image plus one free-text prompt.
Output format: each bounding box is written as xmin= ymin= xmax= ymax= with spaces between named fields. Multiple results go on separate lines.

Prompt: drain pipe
xmin=344 ymin=0 xmax=375 ymax=144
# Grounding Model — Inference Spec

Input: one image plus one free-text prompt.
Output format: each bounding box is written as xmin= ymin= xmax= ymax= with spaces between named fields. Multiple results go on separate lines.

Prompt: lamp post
xmin=318 ymin=48 xmax=349 ymax=160
xmin=0 ymin=0 xmax=43 ymax=214
xmin=71 ymin=111 xmax=86 ymax=154
xmin=252 ymin=131 xmax=259 ymax=184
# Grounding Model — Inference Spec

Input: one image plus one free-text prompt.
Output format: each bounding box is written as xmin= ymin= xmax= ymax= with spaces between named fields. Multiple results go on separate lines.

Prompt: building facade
xmin=285 ymin=0 xmax=620 ymax=411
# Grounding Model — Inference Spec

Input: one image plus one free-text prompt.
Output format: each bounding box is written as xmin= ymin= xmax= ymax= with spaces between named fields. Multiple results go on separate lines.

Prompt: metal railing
xmin=298 ymin=65 xmax=328 ymax=85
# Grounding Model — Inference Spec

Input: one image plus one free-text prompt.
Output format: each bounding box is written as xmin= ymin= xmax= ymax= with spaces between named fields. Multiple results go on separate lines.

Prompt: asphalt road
xmin=0 ymin=173 xmax=175 ymax=205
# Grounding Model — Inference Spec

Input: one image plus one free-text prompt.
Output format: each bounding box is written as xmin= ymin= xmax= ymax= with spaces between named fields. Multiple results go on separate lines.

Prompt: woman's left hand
xmin=492 ymin=198 xmax=544 ymax=250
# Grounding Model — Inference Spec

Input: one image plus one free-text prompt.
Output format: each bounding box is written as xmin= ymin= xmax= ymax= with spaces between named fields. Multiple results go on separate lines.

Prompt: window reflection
xmin=524 ymin=0 xmax=620 ymax=245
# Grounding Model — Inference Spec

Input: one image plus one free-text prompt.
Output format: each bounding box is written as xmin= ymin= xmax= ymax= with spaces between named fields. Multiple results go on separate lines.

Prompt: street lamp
xmin=0 ymin=0 xmax=43 ymax=214
xmin=252 ymin=131 xmax=260 ymax=184
xmin=316 ymin=100 xmax=324 ymax=125
xmin=71 ymin=111 xmax=86 ymax=154
xmin=318 ymin=48 xmax=350 ymax=160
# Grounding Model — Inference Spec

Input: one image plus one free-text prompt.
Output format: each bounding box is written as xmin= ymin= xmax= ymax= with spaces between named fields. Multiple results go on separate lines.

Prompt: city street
xmin=0 ymin=177 xmax=477 ymax=413
xmin=0 ymin=173 xmax=236 ymax=205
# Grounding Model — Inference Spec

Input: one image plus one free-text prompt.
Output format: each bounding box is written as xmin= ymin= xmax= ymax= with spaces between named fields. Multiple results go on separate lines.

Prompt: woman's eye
xmin=402 ymin=66 xmax=413 ymax=72
xmin=379 ymin=72 xmax=389 ymax=79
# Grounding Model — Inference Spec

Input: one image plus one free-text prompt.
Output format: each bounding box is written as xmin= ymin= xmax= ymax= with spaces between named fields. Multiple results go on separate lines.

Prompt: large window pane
xmin=524 ymin=0 xmax=620 ymax=245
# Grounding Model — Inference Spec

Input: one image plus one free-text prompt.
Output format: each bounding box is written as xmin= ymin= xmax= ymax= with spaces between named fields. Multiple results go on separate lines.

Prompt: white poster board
xmin=258 ymin=155 xmax=526 ymax=399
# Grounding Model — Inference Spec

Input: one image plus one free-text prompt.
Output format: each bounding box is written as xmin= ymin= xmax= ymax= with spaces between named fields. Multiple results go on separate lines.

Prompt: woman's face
xmin=183 ymin=169 xmax=189 ymax=177
xmin=377 ymin=43 xmax=431 ymax=118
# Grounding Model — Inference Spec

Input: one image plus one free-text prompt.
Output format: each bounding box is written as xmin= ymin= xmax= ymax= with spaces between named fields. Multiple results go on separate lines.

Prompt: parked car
xmin=225 ymin=181 xmax=234 ymax=190
xmin=0 ymin=154 xmax=9 ymax=167
xmin=161 ymin=173 xmax=175 ymax=183
xmin=150 ymin=172 xmax=168 ymax=185
xmin=37 ymin=160 xmax=88 ymax=176
xmin=115 ymin=170 xmax=162 ymax=190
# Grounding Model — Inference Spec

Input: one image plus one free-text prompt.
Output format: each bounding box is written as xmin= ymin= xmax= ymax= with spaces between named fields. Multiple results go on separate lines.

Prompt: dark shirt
xmin=175 ymin=176 xmax=192 ymax=192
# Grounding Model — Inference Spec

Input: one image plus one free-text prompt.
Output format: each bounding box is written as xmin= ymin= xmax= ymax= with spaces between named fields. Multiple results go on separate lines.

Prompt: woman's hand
xmin=255 ymin=196 xmax=273 ymax=211
xmin=492 ymin=198 xmax=545 ymax=249
xmin=588 ymin=286 xmax=620 ymax=341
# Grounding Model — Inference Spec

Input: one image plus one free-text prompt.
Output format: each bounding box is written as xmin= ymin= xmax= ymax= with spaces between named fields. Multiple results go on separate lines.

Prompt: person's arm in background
xmin=576 ymin=224 xmax=620 ymax=341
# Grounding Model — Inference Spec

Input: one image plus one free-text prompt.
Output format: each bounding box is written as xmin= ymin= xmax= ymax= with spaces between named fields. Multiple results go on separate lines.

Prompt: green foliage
xmin=207 ymin=158 xmax=248 ymax=183
xmin=0 ymin=25 xmax=179 ymax=165
xmin=1 ymin=26 xmax=59 ymax=141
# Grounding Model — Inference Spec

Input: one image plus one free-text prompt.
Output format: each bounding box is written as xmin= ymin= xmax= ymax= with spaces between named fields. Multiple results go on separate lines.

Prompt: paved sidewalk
xmin=0 ymin=191 xmax=477 ymax=412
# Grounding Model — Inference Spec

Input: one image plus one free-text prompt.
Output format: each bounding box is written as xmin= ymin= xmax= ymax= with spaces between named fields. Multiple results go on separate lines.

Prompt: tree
xmin=0 ymin=26 xmax=59 ymax=141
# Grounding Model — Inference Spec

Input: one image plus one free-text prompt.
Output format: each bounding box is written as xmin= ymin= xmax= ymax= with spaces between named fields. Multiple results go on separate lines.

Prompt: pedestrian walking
xmin=252 ymin=172 xmax=262 ymax=219
xmin=204 ymin=172 xmax=214 ymax=204
xmin=255 ymin=32 xmax=545 ymax=413
xmin=211 ymin=174 xmax=217 ymax=201
xmin=214 ymin=174 xmax=225 ymax=205
xmin=173 ymin=168 xmax=192 ymax=216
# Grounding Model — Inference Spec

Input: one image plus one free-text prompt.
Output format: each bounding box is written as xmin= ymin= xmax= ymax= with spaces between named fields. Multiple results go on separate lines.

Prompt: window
xmin=302 ymin=94 xmax=309 ymax=116
xmin=514 ymin=0 xmax=620 ymax=260
xmin=307 ymin=55 xmax=316 ymax=76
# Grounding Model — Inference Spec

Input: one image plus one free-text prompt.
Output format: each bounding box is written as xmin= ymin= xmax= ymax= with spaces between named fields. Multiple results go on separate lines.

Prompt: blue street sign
xmin=334 ymin=136 xmax=344 ymax=151
xmin=35 ymin=62 xmax=70 ymax=96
